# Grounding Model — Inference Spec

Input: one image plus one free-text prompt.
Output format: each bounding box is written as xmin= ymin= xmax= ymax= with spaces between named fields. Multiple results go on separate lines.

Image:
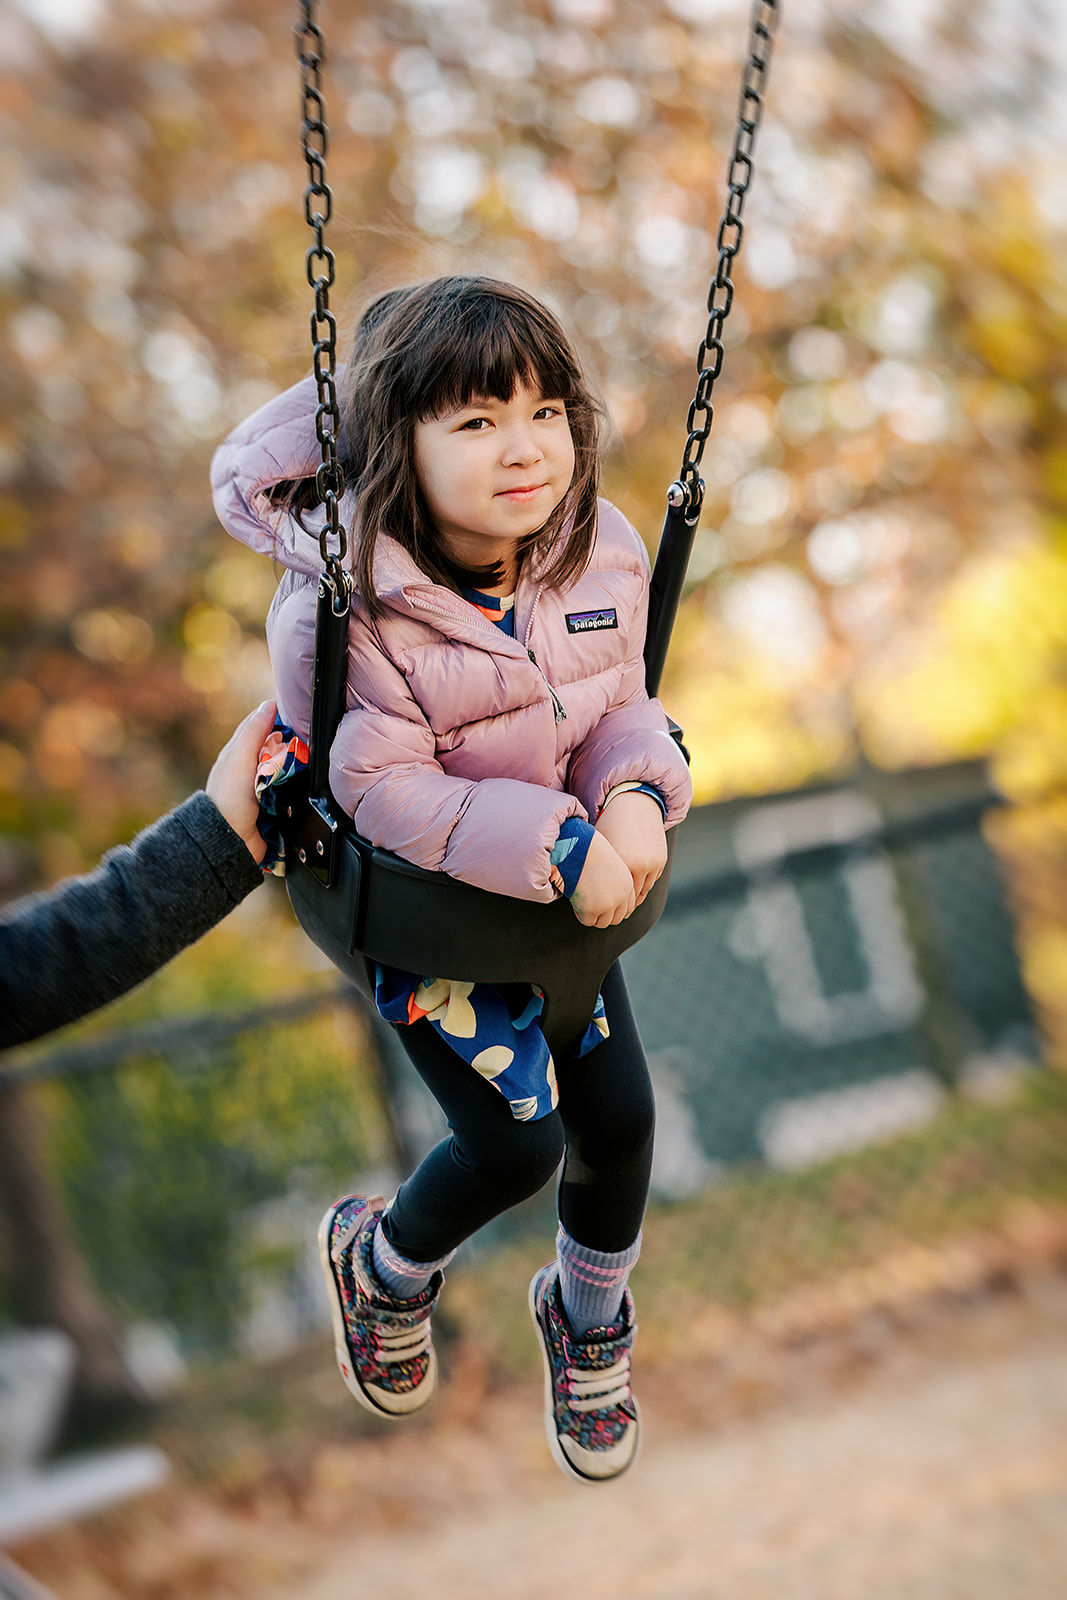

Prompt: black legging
xmin=381 ymin=963 xmax=655 ymax=1262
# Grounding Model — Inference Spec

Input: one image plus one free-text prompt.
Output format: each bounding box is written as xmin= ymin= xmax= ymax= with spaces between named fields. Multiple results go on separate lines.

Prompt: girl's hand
xmin=570 ymin=831 xmax=637 ymax=928
xmin=595 ymin=790 xmax=668 ymax=907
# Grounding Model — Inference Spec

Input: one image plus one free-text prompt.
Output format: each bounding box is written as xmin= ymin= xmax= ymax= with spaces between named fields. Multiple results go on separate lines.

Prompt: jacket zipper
xmin=528 ymin=648 xmax=567 ymax=723
xmin=521 ymin=583 xmax=567 ymax=725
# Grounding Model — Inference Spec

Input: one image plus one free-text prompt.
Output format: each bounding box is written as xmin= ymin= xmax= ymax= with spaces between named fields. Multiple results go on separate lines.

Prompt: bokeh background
xmin=1 ymin=0 xmax=1066 ymax=1594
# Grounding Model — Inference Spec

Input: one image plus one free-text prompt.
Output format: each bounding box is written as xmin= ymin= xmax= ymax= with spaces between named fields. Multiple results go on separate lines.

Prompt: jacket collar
xmin=371 ymin=535 xmax=543 ymax=649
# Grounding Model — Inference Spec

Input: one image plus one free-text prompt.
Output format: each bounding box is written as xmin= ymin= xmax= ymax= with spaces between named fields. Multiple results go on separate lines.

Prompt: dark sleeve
xmin=0 ymin=792 xmax=263 ymax=1050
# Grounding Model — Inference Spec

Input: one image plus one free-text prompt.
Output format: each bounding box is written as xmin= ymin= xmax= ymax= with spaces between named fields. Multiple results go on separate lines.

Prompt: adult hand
xmin=570 ymin=830 xmax=637 ymax=928
xmin=205 ymin=700 xmax=277 ymax=864
xmin=595 ymin=790 xmax=668 ymax=907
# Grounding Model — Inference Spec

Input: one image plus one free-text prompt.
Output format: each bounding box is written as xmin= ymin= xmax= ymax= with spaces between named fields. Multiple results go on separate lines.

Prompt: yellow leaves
xmin=180 ymin=602 xmax=239 ymax=698
xmin=861 ymin=85 xmax=926 ymax=185
xmin=943 ymin=544 xmax=1067 ymax=671
xmin=964 ymin=377 xmax=1034 ymax=450
xmin=666 ymin=617 xmax=853 ymax=803
xmin=1044 ymin=450 xmax=1067 ymax=510
xmin=979 ymin=182 xmax=1063 ymax=296
xmin=854 ymin=541 xmax=1067 ymax=786
xmin=1015 ymin=924 xmax=1067 ymax=1056
xmin=963 ymin=277 xmax=1044 ymax=383
xmin=203 ymin=554 xmax=279 ymax=627
xmin=178 ymin=597 xmax=274 ymax=710
xmin=994 ymin=689 xmax=1067 ymax=799
xmin=155 ymin=24 xmax=200 ymax=64
xmin=183 ymin=604 xmax=240 ymax=653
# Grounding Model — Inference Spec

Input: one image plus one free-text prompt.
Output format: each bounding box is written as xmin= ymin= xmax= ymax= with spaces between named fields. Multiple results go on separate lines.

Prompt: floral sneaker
xmin=529 ymin=1262 xmax=640 ymax=1483
xmin=318 ymin=1194 xmax=441 ymax=1418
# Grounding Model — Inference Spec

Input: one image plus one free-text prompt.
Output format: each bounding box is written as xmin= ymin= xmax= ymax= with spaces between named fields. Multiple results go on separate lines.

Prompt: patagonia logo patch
xmin=565 ymin=607 xmax=618 ymax=634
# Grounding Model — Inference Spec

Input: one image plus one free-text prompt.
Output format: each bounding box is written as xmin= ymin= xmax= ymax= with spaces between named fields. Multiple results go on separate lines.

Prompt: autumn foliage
xmin=1 ymin=0 xmax=1064 ymax=893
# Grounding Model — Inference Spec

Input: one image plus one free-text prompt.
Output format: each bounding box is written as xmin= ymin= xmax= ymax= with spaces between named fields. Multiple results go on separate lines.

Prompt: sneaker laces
xmin=332 ymin=1203 xmax=433 ymax=1363
xmin=566 ymin=1350 xmax=632 ymax=1413
xmin=370 ymin=1317 xmax=433 ymax=1361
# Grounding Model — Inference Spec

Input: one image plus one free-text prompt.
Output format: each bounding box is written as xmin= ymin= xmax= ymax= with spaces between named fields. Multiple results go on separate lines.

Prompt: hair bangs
xmin=410 ymin=290 xmax=583 ymax=423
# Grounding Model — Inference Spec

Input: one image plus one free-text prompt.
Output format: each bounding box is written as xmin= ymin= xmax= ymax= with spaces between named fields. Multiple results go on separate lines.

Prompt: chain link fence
xmin=627 ymin=760 xmax=1040 ymax=1187
xmin=1 ymin=763 xmax=1063 ymax=1390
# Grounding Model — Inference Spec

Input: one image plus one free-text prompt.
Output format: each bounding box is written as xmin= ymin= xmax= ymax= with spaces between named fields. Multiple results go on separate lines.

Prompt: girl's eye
xmin=535 ymin=404 xmax=565 ymax=420
xmin=458 ymin=417 xmax=491 ymax=431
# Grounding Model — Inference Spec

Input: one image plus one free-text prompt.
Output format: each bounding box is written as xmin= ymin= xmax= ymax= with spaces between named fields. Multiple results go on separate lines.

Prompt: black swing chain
xmin=672 ymin=0 xmax=779 ymax=522
xmin=295 ymin=1 xmax=350 ymax=603
xmin=295 ymin=0 xmax=774 ymax=541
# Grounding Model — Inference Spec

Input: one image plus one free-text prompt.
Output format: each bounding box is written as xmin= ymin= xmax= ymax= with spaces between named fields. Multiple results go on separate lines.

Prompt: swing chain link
xmin=674 ymin=0 xmax=778 ymax=521
xmin=292 ymin=0 xmax=773 ymax=558
xmin=295 ymin=0 xmax=349 ymax=597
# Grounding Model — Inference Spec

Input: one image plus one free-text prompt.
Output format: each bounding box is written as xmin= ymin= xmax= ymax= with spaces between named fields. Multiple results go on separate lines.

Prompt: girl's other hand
xmin=570 ymin=831 xmax=637 ymax=928
xmin=595 ymin=790 xmax=668 ymax=907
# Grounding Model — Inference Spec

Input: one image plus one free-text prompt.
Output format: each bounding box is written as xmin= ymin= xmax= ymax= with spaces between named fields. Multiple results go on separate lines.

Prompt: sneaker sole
xmin=528 ymin=1272 xmax=640 ymax=1485
xmin=317 ymin=1201 xmax=437 ymax=1419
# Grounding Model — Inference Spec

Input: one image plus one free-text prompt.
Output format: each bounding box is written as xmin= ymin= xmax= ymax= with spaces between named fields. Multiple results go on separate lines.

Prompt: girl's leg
xmin=553 ymin=962 xmax=655 ymax=1333
xmin=528 ymin=965 xmax=652 ymax=1482
xmin=381 ymin=1015 xmax=566 ymax=1264
xmin=321 ymin=1019 xmax=565 ymax=1420
xmin=556 ymin=962 xmax=655 ymax=1250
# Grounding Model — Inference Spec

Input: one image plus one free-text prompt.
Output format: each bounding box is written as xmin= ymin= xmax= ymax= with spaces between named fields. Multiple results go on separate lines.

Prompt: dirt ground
xmin=12 ymin=1219 xmax=1067 ymax=1600
xmin=264 ymin=1278 xmax=1067 ymax=1600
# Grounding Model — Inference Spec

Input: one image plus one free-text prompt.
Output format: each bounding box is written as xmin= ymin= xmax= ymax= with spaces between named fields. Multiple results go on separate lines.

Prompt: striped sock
xmin=556 ymin=1226 xmax=641 ymax=1336
xmin=370 ymin=1219 xmax=454 ymax=1303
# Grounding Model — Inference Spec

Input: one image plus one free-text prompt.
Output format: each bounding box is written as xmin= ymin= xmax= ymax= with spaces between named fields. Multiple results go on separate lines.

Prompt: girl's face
xmin=413 ymin=379 xmax=576 ymax=590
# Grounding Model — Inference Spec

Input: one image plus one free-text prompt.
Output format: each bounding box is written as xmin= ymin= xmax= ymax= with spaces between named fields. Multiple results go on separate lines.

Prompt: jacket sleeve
xmin=565 ymin=540 xmax=693 ymax=828
xmin=210 ymin=373 xmax=341 ymax=578
xmin=0 ymin=794 xmax=263 ymax=1051
xmin=330 ymin=616 xmax=585 ymax=903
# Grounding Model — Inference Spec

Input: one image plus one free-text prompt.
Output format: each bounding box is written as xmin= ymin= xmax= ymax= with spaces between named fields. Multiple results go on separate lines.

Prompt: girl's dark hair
xmin=267 ymin=286 xmax=411 ymax=522
xmin=346 ymin=277 xmax=602 ymax=614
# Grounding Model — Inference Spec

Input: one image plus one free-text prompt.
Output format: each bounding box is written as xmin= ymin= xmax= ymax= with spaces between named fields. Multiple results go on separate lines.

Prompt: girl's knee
xmin=455 ymin=1110 xmax=564 ymax=1199
xmin=578 ymin=1092 xmax=655 ymax=1170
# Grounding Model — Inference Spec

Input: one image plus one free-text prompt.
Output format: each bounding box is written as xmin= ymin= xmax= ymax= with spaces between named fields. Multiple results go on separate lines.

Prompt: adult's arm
xmin=0 ymin=701 xmax=275 ymax=1051
xmin=0 ymin=794 xmax=264 ymax=1051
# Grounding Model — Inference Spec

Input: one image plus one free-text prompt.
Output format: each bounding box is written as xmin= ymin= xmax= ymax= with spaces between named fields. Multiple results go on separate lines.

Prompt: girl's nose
xmin=501 ymin=425 xmax=543 ymax=466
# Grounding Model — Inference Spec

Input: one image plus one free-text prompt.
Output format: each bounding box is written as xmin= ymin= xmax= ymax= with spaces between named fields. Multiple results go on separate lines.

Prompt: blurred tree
xmin=0 ymin=1081 xmax=144 ymax=1430
xmin=1 ymin=0 xmax=1063 ymax=892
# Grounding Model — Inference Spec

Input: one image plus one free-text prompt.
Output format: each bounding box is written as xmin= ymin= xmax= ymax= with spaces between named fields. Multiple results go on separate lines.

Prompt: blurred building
xmin=623 ymin=760 xmax=1036 ymax=1185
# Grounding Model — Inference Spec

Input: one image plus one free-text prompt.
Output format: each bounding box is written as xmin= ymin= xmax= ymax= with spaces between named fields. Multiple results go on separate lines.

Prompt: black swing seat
xmin=278 ymin=570 xmax=687 ymax=1062
xmin=284 ymin=819 xmax=677 ymax=1061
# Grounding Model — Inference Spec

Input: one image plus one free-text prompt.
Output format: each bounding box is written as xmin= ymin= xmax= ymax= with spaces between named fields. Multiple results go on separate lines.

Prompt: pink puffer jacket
xmin=211 ymin=376 xmax=692 ymax=903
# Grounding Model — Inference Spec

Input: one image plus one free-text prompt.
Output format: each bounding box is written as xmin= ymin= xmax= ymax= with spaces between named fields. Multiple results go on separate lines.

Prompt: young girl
xmin=211 ymin=276 xmax=692 ymax=1483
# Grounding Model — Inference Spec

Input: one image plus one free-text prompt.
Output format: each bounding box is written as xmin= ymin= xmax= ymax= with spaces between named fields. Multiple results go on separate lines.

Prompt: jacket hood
xmin=210 ymin=374 xmax=348 ymax=580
